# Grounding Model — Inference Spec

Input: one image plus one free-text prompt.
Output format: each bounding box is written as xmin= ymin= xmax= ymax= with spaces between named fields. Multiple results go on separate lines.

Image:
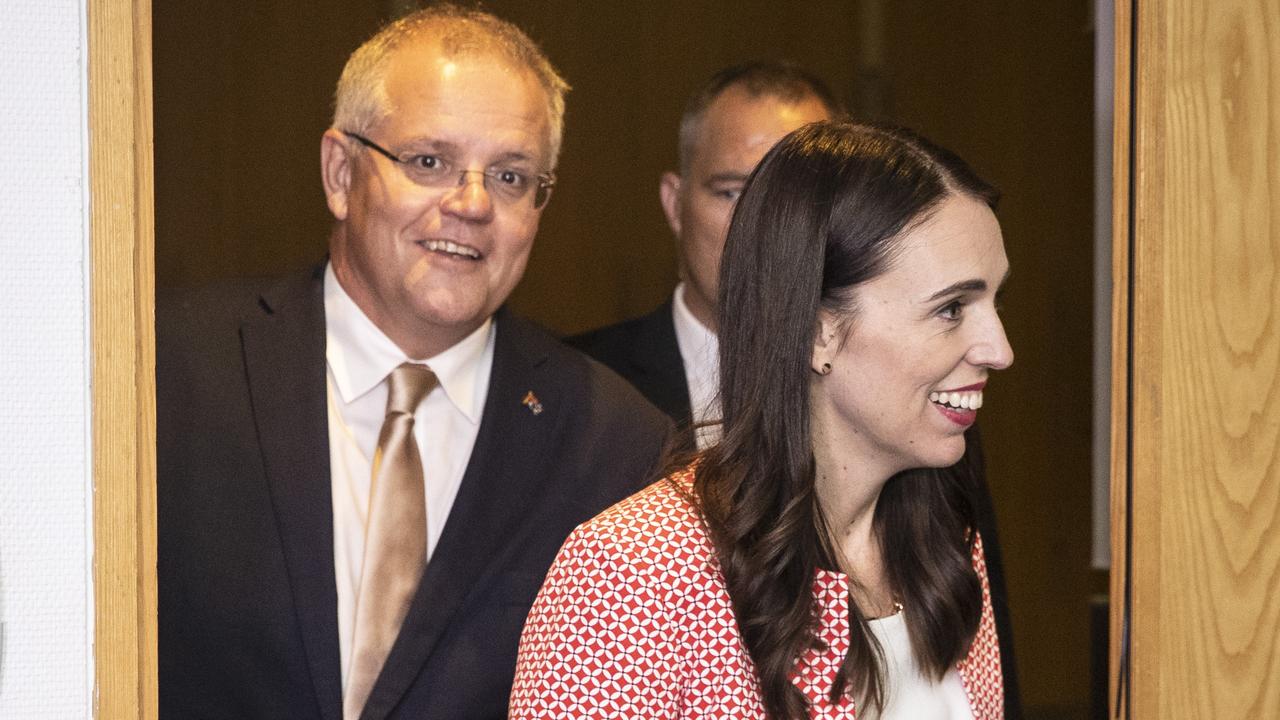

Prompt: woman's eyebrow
xmin=924 ymin=279 xmax=987 ymax=303
xmin=923 ymin=268 xmax=1012 ymax=303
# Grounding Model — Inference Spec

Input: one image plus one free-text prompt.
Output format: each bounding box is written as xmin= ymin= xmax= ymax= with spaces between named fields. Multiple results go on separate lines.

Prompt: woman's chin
xmin=927 ymin=437 xmax=968 ymax=469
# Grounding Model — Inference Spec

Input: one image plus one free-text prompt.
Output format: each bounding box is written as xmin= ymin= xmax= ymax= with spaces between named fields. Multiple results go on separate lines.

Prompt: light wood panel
xmin=1121 ymin=0 xmax=1280 ymax=716
xmin=1109 ymin=0 xmax=1133 ymax=715
xmin=89 ymin=0 xmax=157 ymax=717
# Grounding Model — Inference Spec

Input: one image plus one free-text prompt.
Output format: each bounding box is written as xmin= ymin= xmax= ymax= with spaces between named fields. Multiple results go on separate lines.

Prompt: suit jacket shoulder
xmin=487 ymin=309 xmax=675 ymax=510
xmin=566 ymin=300 xmax=692 ymax=425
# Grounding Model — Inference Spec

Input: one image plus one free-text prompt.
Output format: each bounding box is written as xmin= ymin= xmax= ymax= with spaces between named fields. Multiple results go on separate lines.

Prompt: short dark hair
xmin=677 ymin=61 xmax=842 ymax=173
xmin=694 ymin=120 xmax=998 ymax=719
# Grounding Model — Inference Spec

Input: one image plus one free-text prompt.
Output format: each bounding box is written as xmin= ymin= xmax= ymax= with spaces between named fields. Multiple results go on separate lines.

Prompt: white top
xmin=323 ymin=263 xmax=494 ymax=693
xmin=864 ymin=611 xmax=975 ymax=720
xmin=671 ymin=283 xmax=722 ymax=448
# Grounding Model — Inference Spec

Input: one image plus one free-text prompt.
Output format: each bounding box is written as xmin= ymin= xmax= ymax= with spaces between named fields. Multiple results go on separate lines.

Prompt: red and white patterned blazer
xmin=510 ymin=471 xmax=1004 ymax=719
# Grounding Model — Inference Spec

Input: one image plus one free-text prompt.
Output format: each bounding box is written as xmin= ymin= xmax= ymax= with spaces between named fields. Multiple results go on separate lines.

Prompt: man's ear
xmin=659 ymin=171 xmax=683 ymax=238
xmin=811 ymin=309 xmax=840 ymax=374
xmin=320 ymin=129 xmax=353 ymax=220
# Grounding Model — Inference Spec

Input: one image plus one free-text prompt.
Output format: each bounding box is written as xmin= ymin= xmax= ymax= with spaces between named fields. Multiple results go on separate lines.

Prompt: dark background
xmin=154 ymin=2 xmax=1100 ymax=717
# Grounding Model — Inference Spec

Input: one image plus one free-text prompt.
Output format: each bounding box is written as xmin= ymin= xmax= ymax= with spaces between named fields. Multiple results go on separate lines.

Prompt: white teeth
xmin=425 ymin=240 xmax=480 ymax=259
xmin=930 ymin=390 xmax=984 ymax=411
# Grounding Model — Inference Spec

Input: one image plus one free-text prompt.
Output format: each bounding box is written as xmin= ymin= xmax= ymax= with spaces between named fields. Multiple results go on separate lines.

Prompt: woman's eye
xmin=939 ymin=300 xmax=965 ymax=321
xmin=713 ymin=188 xmax=743 ymax=201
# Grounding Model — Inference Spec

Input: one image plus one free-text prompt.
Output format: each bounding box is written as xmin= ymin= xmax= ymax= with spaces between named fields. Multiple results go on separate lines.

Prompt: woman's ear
xmin=811 ymin=309 xmax=839 ymax=375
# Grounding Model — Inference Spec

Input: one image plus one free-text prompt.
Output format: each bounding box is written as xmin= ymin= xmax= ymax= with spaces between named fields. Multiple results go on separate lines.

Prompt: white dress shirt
xmin=323 ymin=263 xmax=494 ymax=692
xmin=864 ymin=611 xmax=975 ymax=719
xmin=671 ymin=282 xmax=722 ymax=448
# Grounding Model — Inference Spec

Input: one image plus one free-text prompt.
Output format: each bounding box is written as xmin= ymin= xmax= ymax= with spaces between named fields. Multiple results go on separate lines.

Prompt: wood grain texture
xmin=89 ymin=0 xmax=157 ymax=717
xmin=1110 ymin=0 xmax=1133 ymax=716
xmin=1129 ymin=0 xmax=1280 ymax=716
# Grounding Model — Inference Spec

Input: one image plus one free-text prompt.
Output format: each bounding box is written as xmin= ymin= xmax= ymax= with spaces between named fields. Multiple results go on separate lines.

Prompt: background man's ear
xmin=320 ymin=129 xmax=353 ymax=220
xmin=658 ymin=171 xmax=683 ymax=238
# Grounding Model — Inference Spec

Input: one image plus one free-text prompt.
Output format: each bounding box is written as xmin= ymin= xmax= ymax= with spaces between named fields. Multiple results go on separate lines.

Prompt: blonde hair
xmin=333 ymin=3 xmax=571 ymax=166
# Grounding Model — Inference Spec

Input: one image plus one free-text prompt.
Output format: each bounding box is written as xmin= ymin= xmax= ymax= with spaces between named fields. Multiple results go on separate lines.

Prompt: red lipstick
xmin=934 ymin=404 xmax=977 ymax=427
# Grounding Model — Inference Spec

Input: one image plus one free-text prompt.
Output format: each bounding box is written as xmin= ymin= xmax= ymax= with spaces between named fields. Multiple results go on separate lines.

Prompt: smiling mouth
xmin=929 ymin=390 xmax=983 ymax=411
xmin=421 ymin=239 xmax=482 ymax=260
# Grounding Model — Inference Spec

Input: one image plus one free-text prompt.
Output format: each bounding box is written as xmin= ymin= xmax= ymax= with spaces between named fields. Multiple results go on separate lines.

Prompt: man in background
xmin=569 ymin=61 xmax=1022 ymax=716
xmin=571 ymin=62 xmax=833 ymax=447
xmin=158 ymin=6 xmax=668 ymax=719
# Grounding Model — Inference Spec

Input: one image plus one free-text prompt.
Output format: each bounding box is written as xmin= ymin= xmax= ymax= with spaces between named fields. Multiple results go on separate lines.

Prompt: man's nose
xmin=440 ymin=170 xmax=494 ymax=220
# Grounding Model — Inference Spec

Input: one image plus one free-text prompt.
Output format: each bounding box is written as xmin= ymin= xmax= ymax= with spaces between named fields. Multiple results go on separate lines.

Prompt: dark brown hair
xmin=692 ymin=121 xmax=999 ymax=718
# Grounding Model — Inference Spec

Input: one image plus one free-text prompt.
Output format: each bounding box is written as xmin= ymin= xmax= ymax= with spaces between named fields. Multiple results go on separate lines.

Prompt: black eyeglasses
xmin=343 ymin=131 xmax=556 ymax=209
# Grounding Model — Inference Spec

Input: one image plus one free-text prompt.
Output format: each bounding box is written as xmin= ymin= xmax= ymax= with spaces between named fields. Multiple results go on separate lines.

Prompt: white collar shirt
xmin=672 ymin=282 xmax=722 ymax=448
xmin=323 ymin=262 xmax=494 ymax=692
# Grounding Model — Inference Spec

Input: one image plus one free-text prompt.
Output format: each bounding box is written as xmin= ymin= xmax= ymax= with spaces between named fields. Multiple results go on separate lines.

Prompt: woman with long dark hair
xmin=509 ymin=121 xmax=1014 ymax=719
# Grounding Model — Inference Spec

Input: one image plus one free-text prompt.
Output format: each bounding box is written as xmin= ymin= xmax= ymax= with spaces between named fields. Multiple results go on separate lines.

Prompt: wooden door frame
xmin=1108 ymin=0 xmax=1133 ymax=714
xmin=1111 ymin=0 xmax=1280 ymax=715
xmin=89 ymin=0 xmax=157 ymax=717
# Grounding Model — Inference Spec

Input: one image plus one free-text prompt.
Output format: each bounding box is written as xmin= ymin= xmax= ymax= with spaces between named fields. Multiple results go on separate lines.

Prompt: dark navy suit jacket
xmin=157 ymin=266 xmax=671 ymax=719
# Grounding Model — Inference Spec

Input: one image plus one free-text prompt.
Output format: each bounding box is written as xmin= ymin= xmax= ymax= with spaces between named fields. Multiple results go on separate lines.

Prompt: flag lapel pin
xmin=522 ymin=390 xmax=544 ymax=415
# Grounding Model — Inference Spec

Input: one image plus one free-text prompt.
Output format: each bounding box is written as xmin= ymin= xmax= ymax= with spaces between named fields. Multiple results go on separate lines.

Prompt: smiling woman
xmin=811 ymin=193 xmax=1013 ymax=476
xmin=511 ymin=121 xmax=1013 ymax=719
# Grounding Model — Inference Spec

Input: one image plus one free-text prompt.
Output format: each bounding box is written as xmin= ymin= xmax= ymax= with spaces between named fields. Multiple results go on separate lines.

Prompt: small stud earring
xmin=817 ymin=362 xmax=832 ymax=376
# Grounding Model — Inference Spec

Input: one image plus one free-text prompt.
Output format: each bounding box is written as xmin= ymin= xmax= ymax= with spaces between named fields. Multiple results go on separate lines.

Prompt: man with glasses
xmin=157 ymin=6 xmax=669 ymax=719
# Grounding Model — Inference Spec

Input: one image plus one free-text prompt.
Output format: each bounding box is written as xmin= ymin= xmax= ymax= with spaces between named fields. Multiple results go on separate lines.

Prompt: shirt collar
xmin=324 ymin=262 xmax=492 ymax=424
xmin=672 ymin=282 xmax=719 ymax=371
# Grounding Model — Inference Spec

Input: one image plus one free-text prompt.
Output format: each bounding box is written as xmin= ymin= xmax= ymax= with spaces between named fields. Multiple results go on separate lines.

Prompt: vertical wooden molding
xmin=1108 ymin=0 xmax=1133 ymax=715
xmin=89 ymin=0 xmax=157 ymax=717
xmin=1129 ymin=0 xmax=1167 ymax=712
xmin=1130 ymin=0 xmax=1167 ymax=715
xmin=1122 ymin=0 xmax=1280 ymax=716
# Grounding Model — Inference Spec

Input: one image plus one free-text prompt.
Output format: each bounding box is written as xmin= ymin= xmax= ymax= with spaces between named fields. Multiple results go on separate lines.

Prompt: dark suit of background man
xmin=569 ymin=61 xmax=1023 ymax=717
xmin=157 ymin=6 xmax=669 ymax=719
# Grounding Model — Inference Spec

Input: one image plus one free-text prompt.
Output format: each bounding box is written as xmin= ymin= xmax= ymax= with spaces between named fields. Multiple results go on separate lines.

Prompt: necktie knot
xmin=386 ymin=363 xmax=437 ymax=416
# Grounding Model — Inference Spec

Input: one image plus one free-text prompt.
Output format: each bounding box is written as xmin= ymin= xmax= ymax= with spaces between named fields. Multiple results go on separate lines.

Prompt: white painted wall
xmin=0 ymin=1 xmax=94 ymax=717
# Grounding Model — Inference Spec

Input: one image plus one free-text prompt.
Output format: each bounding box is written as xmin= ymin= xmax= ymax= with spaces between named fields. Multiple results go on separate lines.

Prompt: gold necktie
xmin=344 ymin=363 xmax=437 ymax=720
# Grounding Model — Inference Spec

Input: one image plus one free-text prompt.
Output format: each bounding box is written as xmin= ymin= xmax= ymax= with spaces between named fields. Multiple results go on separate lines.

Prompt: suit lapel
xmin=361 ymin=310 xmax=562 ymax=718
xmin=241 ymin=267 xmax=344 ymax=720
